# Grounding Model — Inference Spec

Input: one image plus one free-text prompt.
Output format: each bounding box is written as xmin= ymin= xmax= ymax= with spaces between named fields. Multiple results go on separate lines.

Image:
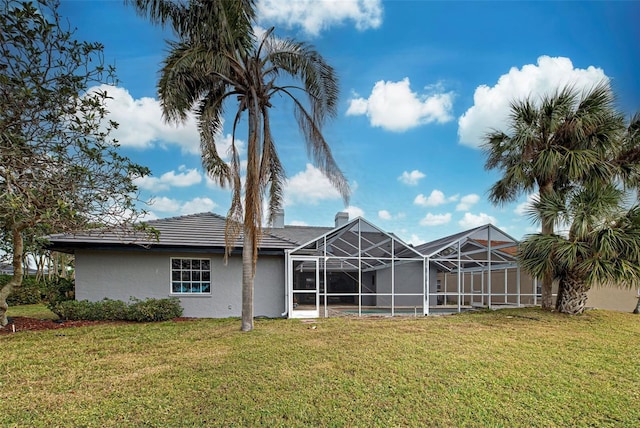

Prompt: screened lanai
xmin=286 ymin=219 xmax=538 ymax=318
xmin=286 ymin=217 xmax=426 ymax=318
xmin=415 ymin=224 xmax=538 ymax=314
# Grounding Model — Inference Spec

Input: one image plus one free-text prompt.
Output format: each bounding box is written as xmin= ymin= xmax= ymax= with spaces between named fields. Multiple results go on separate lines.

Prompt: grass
xmin=1 ymin=307 xmax=639 ymax=427
xmin=7 ymin=303 xmax=58 ymax=319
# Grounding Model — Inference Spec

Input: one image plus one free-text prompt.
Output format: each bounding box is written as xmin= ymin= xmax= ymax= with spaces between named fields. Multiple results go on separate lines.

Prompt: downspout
xmin=488 ymin=226 xmax=492 ymax=310
xmin=281 ymin=250 xmax=289 ymax=317
xmin=424 ymin=257 xmax=429 ymax=316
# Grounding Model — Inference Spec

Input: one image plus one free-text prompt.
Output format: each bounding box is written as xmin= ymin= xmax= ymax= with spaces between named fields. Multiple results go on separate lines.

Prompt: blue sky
xmin=58 ymin=0 xmax=639 ymax=244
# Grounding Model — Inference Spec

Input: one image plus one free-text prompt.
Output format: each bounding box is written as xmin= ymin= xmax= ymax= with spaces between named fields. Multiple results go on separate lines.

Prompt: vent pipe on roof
xmin=271 ymin=209 xmax=285 ymax=228
xmin=335 ymin=211 xmax=349 ymax=228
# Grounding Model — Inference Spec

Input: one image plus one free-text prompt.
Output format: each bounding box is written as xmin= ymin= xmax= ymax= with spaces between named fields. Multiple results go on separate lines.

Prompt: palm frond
xmin=224 ymin=130 xmax=244 ymax=260
xmin=196 ymin=92 xmax=233 ymax=188
xmin=125 ymin=0 xmax=188 ymax=29
xmin=528 ymin=189 xmax=568 ymax=230
xmin=518 ymin=233 xmax=565 ymax=279
xmin=259 ymin=106 xmax=286 ymax=225
xmin=265 ymin=36 xmax=339 ymax=123
xmin=283 ymin=91 xmax=350 ymax=204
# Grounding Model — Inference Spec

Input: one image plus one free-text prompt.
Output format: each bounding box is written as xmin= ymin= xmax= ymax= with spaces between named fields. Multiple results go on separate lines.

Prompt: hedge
xmin=49 ymin=297 xmax=183 ymax=322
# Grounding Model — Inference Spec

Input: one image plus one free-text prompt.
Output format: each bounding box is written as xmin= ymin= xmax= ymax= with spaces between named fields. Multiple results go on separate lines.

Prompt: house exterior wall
xmin=586 ymin=286 xmax=640 ymax=312
xmin=361 ymin=271 xmax=376 ymax=306
xmin=375 ymin=261 xmax=425 ymax=307
xmin=438 ymin=268 xmax=537 ymax=306
xmin=74 ymin=250 xmax=285 ymax=318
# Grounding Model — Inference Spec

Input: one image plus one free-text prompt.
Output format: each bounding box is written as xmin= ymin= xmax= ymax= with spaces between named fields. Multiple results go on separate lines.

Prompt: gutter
xmin=281 ymin=250 xmax=289 ymax=317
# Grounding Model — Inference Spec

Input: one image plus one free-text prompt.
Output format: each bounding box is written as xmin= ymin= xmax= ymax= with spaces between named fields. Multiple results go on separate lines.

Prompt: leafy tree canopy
xmin=0 ymin=0 xmax=150 ymax=325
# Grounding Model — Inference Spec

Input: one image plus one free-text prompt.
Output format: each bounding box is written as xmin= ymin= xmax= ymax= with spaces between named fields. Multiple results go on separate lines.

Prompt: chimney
xmin=271 ymin=209 xmax=285 ymax=228
xmin=335 ymin=211 xmax=349 ymax=228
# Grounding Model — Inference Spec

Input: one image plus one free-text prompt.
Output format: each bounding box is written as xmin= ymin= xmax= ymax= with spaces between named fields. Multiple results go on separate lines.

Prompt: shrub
xmin=50 ymin=300 xmax=98 ymax=321
xmin=98 ymin=299 xmax=129 ymax=320
xmin=2 ymin=276 xmax=45 ymax=305
xmin=50 ymin=297 xmax=183 ymax=322
xmin=126 ymin=297 xmax=183 ymax=322
xmin=7 ymin=283 xmax=42 ymax=305
xmin=0 ymin=275 xmax=76 ymax=306
xmin=44 ymin=277 xmax=75 ymax=305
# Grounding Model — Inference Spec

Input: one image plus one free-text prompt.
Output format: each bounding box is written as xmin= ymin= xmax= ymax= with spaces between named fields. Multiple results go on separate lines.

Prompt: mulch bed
xmin=0 ymin=317 xmax=116 ymax=334
xmin=0 ymin=317 xmax=194 ymax=334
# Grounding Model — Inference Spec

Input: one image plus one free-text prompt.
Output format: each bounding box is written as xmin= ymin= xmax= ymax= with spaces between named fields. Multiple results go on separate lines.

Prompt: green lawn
xmin=7 ymin=303 xmax=58 ymax=320
xmin=1 ymin=307 xmax=639 ymax=427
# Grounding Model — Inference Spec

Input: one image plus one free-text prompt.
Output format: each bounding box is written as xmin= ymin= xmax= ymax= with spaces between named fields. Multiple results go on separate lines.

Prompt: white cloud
xmin=212 ymin=133 xmax=246 ymax=162
xmin=180 ymin=197 xmax=216 ymax=215
xmin=347 ymin=97 xmax=368 ymax=115
xmin=285 ymin=163 xmax=343 ymax=205
xmin=415 ymin=190 xmax=445 ymax=207
xmin=257 ymin=0 xmax=383 ymax=36
xmin=378 ymin=210 xmax=405 ymax=220
xmin=414 ymin=189 xmax=457 ymax=207
xmin=347 ymin=78 xmax=454 ymax=132
xmin=345 ymin=205 xmax=365 ymax=219
xmin=139 ymin=210 xmax=159 ymax=222
xmin=135 ymin=175 xmax=165 ymax=193
xmin=456 ymin=194 xmax=480 ymax=211
xmin=405 ymin=234 xmax=423 ymax=246
xmin=90 ymin=85 xmax=245 ymax=157
xmin=398 ymin=170 xmax=426 ymax=186
xmin=89 ymin=85 xmax=200 ymax=154
xmin=458 ymin=212 xmax=497 ymax=229
xmin=514 ymin=193 xmax=539 ymax=216
xmin=458 ymin=56 xmax=609 ymax=147
xmin=135 ymin=166 xmax=202 ymax=192
xmin=378 ymin=209 xmax=392 ymax=220
xmin=395 ymin=229 xmax=423 ymax=246
xmin=161 ymin=168 xmax=202 ymax=187
xmin=150 ymin=196 xmax=182 ymax=213
xmin=149 ymin=196 xmax=216 ymax=215
xmin=420 ymin=213 xmax=451 ymax=226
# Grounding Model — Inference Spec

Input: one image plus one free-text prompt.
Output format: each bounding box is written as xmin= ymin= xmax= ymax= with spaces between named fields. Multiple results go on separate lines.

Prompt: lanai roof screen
xmin=289 ymin=217 xmax=423 ymax=268
xmin=415 ymin=224 xmax=519 ymax=273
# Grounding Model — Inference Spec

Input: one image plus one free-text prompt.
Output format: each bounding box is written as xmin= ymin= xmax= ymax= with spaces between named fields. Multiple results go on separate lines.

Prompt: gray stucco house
xmin=48 ymin=211 xmax=547 ymax=318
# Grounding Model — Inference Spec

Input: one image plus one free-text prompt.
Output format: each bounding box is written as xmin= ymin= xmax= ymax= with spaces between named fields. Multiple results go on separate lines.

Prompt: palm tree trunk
xmin=539 ymin=181 xmax=555 ymax=309
xmin=0 ymin=225 xmax=25 ymax=327
xmin=556 ymin=271 xmax=589 ymax=315
xmin=240 ymin=96 xmax=260 ymax=332
xmin=241 ymin=223 xmax=254 ymax=331
xmin=633 ymin=295 xmax=640 ymax=314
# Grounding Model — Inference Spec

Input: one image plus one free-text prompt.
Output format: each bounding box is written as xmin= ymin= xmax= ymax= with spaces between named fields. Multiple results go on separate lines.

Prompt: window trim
xmin=169 ymin=257 xmax=212 ymax=295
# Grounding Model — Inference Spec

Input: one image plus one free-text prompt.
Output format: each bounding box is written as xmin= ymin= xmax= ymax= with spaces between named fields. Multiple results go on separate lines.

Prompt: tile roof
xmin=47 ymin=212 xmax=331 ymax=252
xmin=473 ymin=240 xmax=518 ymax=256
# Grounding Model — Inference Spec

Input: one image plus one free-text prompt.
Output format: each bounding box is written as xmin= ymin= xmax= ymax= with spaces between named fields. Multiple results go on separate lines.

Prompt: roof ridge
xmin=146 ymin=211 xmax=226 ymax=224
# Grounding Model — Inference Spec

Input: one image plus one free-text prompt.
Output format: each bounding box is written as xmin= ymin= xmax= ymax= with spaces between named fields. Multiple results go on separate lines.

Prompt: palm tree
xmin=615 ymin=113 xmax=640 ymax=194
xmin=483 ymin=82 xmax=625 ymax=309
xmin=128 ymin=0 xmax=350 ymax=331
xmin=519 ymin=182 xmax=640 ymax=315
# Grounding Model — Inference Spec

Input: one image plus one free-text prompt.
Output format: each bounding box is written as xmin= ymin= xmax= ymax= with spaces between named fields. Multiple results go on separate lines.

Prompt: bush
xmin=44 ymin=277 xmax=75 ymax=305
xmin=50 ymin=299 xmax=98 ymax=321
xmin=7 ymin=283 xmax=42 ymax=305
xmin=2 ymin=276 xmax=44 ymax=305
xmin=99 ymin=298 xmax=129 ymax=320
xmin=0 ymin=275 xmax=76 ymax=306
xmin=50 ymin=297 xmax=183 ymax=322
xmin=126 ymin=297 xmax=183 ymax=322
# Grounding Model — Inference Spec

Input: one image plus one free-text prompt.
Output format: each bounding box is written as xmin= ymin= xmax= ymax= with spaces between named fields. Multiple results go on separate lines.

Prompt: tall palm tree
xmin=483 ymin=82 xmax=625 ymax=309
xmin=128 ymin=0 xmax=350 ymax=331
xmin=519 ymin=182 xmax=640 ymax=315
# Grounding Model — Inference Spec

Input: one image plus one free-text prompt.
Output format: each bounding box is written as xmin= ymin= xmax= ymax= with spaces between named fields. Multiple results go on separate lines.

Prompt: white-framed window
xmin=171 ymin=258 xmax=211 ymax=294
